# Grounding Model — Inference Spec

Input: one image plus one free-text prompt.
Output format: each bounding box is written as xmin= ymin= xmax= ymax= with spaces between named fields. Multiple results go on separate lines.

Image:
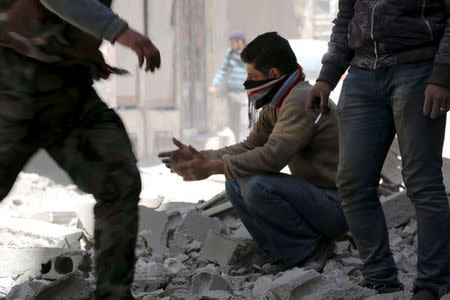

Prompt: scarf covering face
xmin=244 ymin=65 xmax=304 ymax=128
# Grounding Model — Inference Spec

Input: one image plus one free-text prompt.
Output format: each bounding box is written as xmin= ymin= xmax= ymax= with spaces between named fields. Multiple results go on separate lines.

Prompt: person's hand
xmin=209 ymin=86 xmax=217 ymax=95
xmin=306 ymin=81 xmax=332 ymax=114
xmin=158 ymin=138 xmax=197 ymax=169
xmin=171 ymin=147 xmax=219 ymax=181
xmin=116 ymin=27 xmax=161 ymax=72
xmin=423 ymin=84 xmax=450 ymax=119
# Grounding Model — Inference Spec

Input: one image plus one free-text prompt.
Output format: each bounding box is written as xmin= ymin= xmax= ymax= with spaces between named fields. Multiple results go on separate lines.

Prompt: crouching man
xmin=159 ymin=32 xmax=347 ymax=271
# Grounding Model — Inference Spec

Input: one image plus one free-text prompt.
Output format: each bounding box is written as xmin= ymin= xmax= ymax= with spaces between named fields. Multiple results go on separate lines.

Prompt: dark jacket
xmin=318 ymin=0 xmax=450 ymax=89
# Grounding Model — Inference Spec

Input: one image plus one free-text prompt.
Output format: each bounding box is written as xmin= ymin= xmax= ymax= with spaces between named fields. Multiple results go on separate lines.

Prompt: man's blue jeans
xmin=337 ymin=63 xmax=450 ymax=296
xmin=225 ymin=174 xmax=348 ymax=266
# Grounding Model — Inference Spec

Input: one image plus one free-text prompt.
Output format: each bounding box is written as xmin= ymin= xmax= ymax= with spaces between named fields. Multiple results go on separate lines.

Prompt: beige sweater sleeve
xmin=222 ymin=93 xmax=316 ymax=180
xmin=201 ymin=112 xmax=272 ymax=159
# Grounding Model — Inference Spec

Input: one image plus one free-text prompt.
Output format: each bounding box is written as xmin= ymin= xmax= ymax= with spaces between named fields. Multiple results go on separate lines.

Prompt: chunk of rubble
xmin=133 ymin=259 xmax=173 ymax=294
xmin=191 ymin=271 xmax=233 ymax=298
xmin=173 ymin=210 xmax=224 ymax=250
xmin=30 ymin=211 xmax=79 ymax=227
xmin=268 ymin=268 xmax=376 ymax=300
xmin=367 ymin=291 xmax=413 ymax=299
xmin=5 ymin=281 xmax=46 ymax=300
xmin=252 ymin=276 xmax=273 ymax=298
xmin=0 ymin=247 xmax=85 ymax=284
xmin=31 ymin=274 xmax=92 ymax=300
xmin=164 ymin=258 xmax=189 ymax=277
xmin=0 ymin=217 xmax=82 ymax=247
xmin=74 ymin=200 xmax=173 ymax=255
xmin=200 ymin=230 xmax=264 ymax=268
xmin=40 ymin=251 xmax=86 ymax=280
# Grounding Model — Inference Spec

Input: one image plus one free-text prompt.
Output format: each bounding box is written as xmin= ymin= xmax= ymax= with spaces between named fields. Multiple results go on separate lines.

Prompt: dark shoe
xmin=358 ymin=278 xmax=404 ymax=294
xmin=411 ymin=287 xmax=438 ymax=300
xmin=297 ymin=238 xmax=335 ymax=272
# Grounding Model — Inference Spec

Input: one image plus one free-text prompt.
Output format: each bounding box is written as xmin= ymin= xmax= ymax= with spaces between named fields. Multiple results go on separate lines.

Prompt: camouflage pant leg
xmin=0 ymin=95 xmax=39 ymax=200
xmin=46 ymin=88 xmax=140 ymax=300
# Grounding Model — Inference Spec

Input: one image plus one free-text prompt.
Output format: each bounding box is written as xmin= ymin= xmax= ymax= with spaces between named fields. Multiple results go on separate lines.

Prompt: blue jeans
xmin=225 ymin=174 xmax=348 ymax=266
xmin=337 ymin=63 xmax=450 ymax=296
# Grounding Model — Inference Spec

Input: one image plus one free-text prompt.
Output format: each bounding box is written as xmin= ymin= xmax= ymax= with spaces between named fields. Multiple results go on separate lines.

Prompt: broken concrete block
xmin=200 ymin=230 xmax=262 ymax=267
xmin=134 ymin=259 xmax=173 ymax=292
xmin=252 ymin=276 xmax=273 ymax=298
xmin=0 ymin=217 xmax=82 ymax=247
xmin=0 ymin=247 xmax=84 ymax=284
xmin=132 ymin=278 xmax=160 ymax=295
xmin=339 ymin=256 xmax=363 ymax=268
xmin=74 ymin=201 xmax=172 ymax=255
xmin=185 ymin=240 xmax=202 ymax=253
xmin=174 ymin=254 xmax=190 ymax=263
xmin=201 ymin=290 xmax=232 ymax=300
xmin=176 ymin=210 xmax=224 ymax=246
xmin=31 ymin=274 xmax=92 ymax=300
xmin=30 ymin=211 xmax=79 ymax=227
xmin=230 ymin=225 xmax=252 ymax=240
xmin=381 ymin=191 xmax=415 ymax=228
xmin=270 ymin=268 xmax=322 ymax=300
xmin=55 ymin=237 xmax=81 ymax=250
xmin=5 ymin=281 xmax=46 ymax=300
xmin=164 ymin=277 xmax=190 ymax=296
xmin=164 ymin=258 xmax=189 ymax=277
xmin=300 ymin=280 xmax=376 ymax=300
xmin=71 ymin=195 xmax=96 ymax=238
xmin=270 ymin=268 xmax=376 ymax=300
xmin=139 ymin=207 xmax=170 ymax=255
xmin=367 ymin=291 xmax=412 ymax=300
xmin=168 ymin=293 xmax=198 ymax=300
xmin=40 ymin=251 xmax=85 ymax=280
xmin=191 ymin=272 xmax=233 ymax=297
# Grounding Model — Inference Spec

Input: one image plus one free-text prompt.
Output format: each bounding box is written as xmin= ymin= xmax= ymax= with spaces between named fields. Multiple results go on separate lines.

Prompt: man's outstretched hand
xmin=116 ymin=27 xmax=161 ymax=72
xmin=158 ymin=138 xmax=197 ymax=169
xmin=171 ymin=147 xmax=223 ymax=181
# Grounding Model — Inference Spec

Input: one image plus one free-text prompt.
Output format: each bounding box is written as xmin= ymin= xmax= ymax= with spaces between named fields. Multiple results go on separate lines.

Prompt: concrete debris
xmin=30 ymin=211 xmax=79 ymax=227
xmin=31 ymin=274 xmax=92 ymax=300
xmin=0 ymin=172 xmax=435 ymax=300
xmin=174 ymin=210 xmax=224 ymax=247
xmin=230 ymin=226 xmax=252 ymax=241
xmin=164 ymin=258 xmax=190 ymax=277
xmin=0 ymin=247 xmax=84 ymax=284
xmin=252 ymin=276 xmax=273 ymax=298
xmin=0 ymin=217 xmax=82 ymax=248
xmin=200 ymin=230 xmax=264 ymax=268
xmin=269 ymin=268 xmax=323 ymax=300
xmin=191 ymin=271 xmax=233 ymax=297
xmin=5 ymin=281 xmax=46 ymax=300
xmin=367 ymin=291 xmax=413 ymax=300
xmin=41 ymin=251 xmax=85 ymax=280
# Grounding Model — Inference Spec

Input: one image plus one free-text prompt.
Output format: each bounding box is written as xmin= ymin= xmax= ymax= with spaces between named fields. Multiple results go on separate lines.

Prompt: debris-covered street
xmin=1 ymin=157 xmax=449 ymax=299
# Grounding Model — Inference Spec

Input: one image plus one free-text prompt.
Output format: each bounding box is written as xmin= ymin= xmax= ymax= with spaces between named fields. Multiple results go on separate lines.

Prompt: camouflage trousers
xmin=0 ymin=86 xmax=140 ymax=300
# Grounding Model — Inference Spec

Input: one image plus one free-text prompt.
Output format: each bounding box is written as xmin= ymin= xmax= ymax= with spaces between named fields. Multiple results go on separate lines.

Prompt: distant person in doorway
xmin=209 ymin=31 xmax=250 ymax=142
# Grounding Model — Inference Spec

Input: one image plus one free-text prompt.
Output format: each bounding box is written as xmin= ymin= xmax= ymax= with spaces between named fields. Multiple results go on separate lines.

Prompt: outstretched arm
xmin=40 ymin=0 xmax=127 ymax=42
xmin=40 ymin=0 xmax=161 ymax=72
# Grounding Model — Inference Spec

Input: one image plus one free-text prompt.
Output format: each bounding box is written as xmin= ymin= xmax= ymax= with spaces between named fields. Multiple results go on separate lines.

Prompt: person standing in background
xmin=210 ymin=31 xmax=249 ymax=142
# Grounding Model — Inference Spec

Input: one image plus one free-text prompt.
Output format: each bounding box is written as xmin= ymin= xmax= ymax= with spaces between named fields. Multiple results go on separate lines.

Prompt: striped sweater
xmin=212 ymin=49 xmax=247 ymax=92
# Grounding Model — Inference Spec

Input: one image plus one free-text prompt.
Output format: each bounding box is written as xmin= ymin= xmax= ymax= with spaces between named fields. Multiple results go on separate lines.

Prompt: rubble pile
xmin=0 ymin=172 xmax=446 ymax=300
